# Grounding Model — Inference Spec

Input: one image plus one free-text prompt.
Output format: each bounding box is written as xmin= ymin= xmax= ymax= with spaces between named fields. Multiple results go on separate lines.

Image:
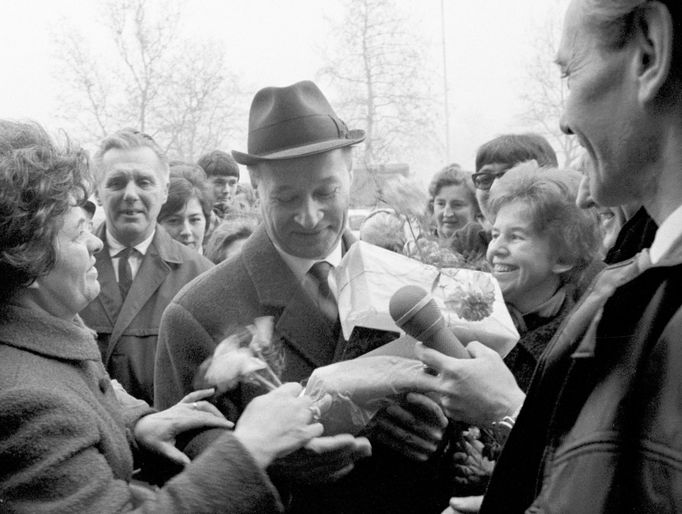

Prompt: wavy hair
xmin=0 ymin=121 xmax=90 ymax=302
xmin=427 ymin=163 xmax=480 ymax=217
xmin=487 ymin=161 xmax=601 ymax=284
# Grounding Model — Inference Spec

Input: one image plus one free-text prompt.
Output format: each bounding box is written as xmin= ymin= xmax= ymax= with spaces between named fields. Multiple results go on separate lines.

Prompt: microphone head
xmin=389 ymin=285 xmax=444 ymax=340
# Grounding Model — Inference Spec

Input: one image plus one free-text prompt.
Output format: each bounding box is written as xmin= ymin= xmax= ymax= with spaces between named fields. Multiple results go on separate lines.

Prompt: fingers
xmin=404 ymin=392 xmax=448 ymax=428
xmin=373 ymin=412 xmax=440 ymax=461
xmin=181 ymin=388 xmax=216 ymax=403
xmin=449 ymin=496 xmax=484 ymax=513
xmin=383 ymin=402 xmax=445 ymax=442
xmin=276 ymin=382 xmax=304 ymax=396
xmin=414 ymin=342 xmax=451 ymax=376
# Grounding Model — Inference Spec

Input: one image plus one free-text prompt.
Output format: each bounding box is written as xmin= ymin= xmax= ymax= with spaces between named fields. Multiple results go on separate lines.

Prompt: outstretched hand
xmin=367 ymin=392 xmax=448 ymax=462
xmin=233 ymin=383 xmax=328 ymax=469
xmin=133 ymin=388 xmax=233 ymax=466
xmin=416 ymin=341 xmax=525 ymax=426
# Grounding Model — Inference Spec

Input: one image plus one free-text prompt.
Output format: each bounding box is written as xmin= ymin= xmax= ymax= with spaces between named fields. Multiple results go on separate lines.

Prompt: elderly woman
xmin=158 ymin=174 xmax=213 ymax=253
xmin=486 ymin=162 xmax=601 ymax=391
xmin=428 ymin=164 xmax=481 ymax=240
xmin=0 ymin=121 xmax=324 ymax=513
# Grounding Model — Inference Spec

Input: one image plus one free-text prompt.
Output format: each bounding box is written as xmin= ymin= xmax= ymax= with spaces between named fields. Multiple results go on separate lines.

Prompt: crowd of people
xmin=1 ymin=0 xmax=681 ymax=512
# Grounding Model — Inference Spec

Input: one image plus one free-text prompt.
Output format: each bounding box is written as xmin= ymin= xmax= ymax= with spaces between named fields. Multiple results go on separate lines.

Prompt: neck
xmin=643 ymin=124 xmax=682 ymax=225
xmin=510 ymin=276 xmax=561 ymax=315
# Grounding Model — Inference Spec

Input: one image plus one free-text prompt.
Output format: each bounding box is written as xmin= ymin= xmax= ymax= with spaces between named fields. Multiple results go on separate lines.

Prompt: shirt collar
xmin=106 ymin=228 xmax=155 ymax=258
xmin=648 ymin=203 xmax=682 ymax=268
xmin=274 ymin=239 xmax=343 ymax=283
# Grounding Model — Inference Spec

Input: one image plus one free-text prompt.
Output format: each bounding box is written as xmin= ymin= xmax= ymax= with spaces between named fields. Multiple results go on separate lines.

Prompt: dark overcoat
xmin=81 ymin=224 xmax=213 ymax=404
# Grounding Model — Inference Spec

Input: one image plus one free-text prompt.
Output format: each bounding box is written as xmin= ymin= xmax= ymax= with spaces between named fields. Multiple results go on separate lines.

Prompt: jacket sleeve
xmin=0 ymin=387 xmax=283 ymax=513
xmin=154 ymin=302 xmax=218 ymax=410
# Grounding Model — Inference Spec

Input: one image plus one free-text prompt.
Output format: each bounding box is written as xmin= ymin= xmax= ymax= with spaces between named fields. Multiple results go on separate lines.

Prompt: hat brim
xmin=232 ymin=129 xmax=366 ymax=166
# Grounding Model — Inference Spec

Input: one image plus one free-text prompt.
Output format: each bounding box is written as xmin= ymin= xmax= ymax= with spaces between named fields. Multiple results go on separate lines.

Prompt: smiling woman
xmin=486 ymin=161 xmax=601 ymax=390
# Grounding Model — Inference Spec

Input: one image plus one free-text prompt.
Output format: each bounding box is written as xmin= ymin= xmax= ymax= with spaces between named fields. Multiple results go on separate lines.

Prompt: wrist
xmin=234 ymin=430 xmax=276 ymax=469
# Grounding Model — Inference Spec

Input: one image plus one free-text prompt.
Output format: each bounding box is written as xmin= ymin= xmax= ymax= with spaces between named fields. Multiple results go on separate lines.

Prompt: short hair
xmin=475 ymin=133 xmax=558 ymax=172
xmin=583 ymin=0 xmax=681 ymax=85
xmin=92 ymin=128 xmax=169 ymax=185
xmin=0 ymin=120 xmax=90 ymax=302
xmin=204 ymin=213 xmax=260 ymax=264
xmin=487 ymin=161 xmax=601 ymax=285
xmin=198 ymin=150 xmax=240 ymax=179
xmin=427 ymin=164 xmax=480 ymax=217
xmin=158 ymin=175 xmax=213 ymax=225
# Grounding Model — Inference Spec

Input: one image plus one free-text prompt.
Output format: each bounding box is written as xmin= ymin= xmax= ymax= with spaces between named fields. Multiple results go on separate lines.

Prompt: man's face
xmin=253 ymin=149 xmax=351 ymax=259
xmin=474 ymin=163 xmax=511 ymax=222
xmin=558 ymin=0 xmax=648 ymax=208
xmin=209 ymin=175 xmax=239 ymax=210
xmin=96 ymin=147 xmax=169 ymax=246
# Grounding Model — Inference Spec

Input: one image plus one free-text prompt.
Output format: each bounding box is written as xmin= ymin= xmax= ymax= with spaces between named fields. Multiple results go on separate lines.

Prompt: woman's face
xmin=433 ymin=183 xmax=477 ymax=238
xmin=160 ymin=197 xmax=207 ymax=251
xmin=33 ymin=204 xmax=103 ymax=319
xmin=486 ymin=201 xmax=565 ymax=312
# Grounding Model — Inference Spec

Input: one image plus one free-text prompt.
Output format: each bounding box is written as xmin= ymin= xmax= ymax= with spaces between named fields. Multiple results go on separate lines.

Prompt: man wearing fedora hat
xmin=155 ymin=81 xmax=453 ymax=513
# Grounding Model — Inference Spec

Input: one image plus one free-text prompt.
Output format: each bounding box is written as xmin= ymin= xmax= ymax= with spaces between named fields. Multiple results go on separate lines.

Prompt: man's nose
xmin=294 ymin=197 xmax=324 ymax=228
xmin=122 ymin=180 xmax=139 ymax=201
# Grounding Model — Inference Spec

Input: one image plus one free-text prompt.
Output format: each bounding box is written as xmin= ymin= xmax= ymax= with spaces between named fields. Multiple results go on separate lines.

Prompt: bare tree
xmin=318 ymin=0 xmax=442 ymax=167
xmin=53 ymin=0 xmax=244 ymax=161
xmin=518 ymin=15 xmax=580 ymax=167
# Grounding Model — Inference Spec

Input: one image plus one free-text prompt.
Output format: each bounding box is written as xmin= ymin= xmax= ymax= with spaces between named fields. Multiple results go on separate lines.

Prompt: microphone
xmin=389 ymin=285 xmax=469 ymax=359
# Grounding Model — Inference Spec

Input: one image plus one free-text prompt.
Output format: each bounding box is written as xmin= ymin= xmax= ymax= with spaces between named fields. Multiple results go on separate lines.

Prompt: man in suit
xmin=155 ymin=81 xmax=454 ymax=513
xmin=81 ymin=129 xmax=213 ymax=405
xmin=422 ymin=1 xmax=682 ymax=512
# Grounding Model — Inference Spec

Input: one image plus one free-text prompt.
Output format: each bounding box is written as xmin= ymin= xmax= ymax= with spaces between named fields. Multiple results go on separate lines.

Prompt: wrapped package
xmin=333 ymin=241 xmax=519 ymax=357
xmin=304 ymin=356 xmax=438 ymax=435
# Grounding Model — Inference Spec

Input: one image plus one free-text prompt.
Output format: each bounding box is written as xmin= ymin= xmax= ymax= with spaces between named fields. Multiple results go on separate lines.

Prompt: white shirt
xmin=274 ymin=239 xmax=343 ymax=294
xmin=648 ymin=204 xmax=682 ymax=268
xmin=106 ymin=229 xmax=155 ymax=282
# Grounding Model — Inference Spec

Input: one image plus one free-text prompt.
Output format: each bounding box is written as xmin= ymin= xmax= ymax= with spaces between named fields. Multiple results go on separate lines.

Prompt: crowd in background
xmin=1 ymin=0 xmax=681 ymax=512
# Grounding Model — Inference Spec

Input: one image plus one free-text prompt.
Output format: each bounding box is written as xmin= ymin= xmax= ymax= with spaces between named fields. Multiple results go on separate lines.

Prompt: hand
xmin=443 ymin=496 xmax=483 ymax=513
xmin=416 ymin=341 xmax=525 ymax=426
xmin=368 ymin=392 xmax=448 ymax=462
xmin=268 ymin=434 xmax=372 ymax=485
xmin=452 ymin=428 xmax=494 ymax=487
xmin=133 ymin=388 xmax=233 ymax=466
xmin=233 ymin=383 xmax=326 ymax=469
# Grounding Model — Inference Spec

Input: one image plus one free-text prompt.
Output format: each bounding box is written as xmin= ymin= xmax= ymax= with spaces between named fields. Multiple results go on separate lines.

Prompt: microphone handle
xmin=422 ymin=325 xmax=469 ymax=359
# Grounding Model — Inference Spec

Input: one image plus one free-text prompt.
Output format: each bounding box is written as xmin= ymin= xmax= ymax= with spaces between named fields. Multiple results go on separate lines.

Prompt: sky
xmin=0 ymin=0 xmax=571 ymax=182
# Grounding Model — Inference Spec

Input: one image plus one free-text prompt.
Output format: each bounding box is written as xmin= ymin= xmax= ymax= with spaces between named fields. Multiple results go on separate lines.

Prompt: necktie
xmin=116 ymin=247 xmax=134 ymax=300
xmin=308 ymin=261 xmax=339 ymax=331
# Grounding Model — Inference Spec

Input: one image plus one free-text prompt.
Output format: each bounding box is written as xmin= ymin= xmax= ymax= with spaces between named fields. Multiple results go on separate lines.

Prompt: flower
xmin=440 ymin=270 xmax=496 ymax=322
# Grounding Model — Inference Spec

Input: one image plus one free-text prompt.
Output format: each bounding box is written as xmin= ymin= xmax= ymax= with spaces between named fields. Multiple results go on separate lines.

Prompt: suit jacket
xmin=0 ymin=304 xmax=281 ymax=513
xmin=481 ymin=259 xmax=682 ymax=513
xmin=81 ymin=224 xmax=213 ymax=405
xmin=155 ymin=226 xmax=453 ymax=513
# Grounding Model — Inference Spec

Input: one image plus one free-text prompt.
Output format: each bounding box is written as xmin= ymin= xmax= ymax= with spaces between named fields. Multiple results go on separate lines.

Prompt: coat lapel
xmin=93 ymin=226 xmax=123 ymax=327
xmin=242 ymin=227 xmax=338 ymax=369
xmin=104 ymin=227 xmax=181 ymax=363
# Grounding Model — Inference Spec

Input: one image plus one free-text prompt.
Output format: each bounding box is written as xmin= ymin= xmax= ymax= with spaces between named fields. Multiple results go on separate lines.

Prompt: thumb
xmin=156 ymin=442 xmax=191 ymax=467
xmin=449 ymin=495 xmax=483 ymax=512
xmin=465 ymin=340 xmax=498 ymax=359
xmin=415 ymin=342 xmax=452 ymax=373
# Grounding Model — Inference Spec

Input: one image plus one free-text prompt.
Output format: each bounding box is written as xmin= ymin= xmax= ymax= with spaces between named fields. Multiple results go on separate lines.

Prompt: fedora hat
xmin=232 ymin=80 xmax=365 ymax=165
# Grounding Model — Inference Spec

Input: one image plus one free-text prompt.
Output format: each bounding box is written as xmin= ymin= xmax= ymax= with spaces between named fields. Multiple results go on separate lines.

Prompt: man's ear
xmin=633 ymin=2 xmax=674 ymax=105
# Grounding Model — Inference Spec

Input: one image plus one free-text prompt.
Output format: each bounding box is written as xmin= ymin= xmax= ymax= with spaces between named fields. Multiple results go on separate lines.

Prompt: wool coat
xmin=155 ymin=226 xmax=454 ymax=514
xmin=0 ymin=304 xmax=282 ymax=513
xmin=81 ymin=224 xmax=213 ymax=405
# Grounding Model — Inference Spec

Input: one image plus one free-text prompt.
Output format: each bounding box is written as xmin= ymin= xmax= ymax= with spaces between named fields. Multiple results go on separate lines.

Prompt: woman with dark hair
xmin=0 ymin=121 xmax=325 ymax=513
xmin=158 ymin=174 xmax=213 ymax=253
xmin=427 ymin=164 xmax=481 ymax=239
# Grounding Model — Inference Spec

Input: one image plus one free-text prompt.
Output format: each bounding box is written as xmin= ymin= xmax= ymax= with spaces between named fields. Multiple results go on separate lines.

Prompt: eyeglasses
xmin=472 ymin=169 xmax=508 ymax=190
